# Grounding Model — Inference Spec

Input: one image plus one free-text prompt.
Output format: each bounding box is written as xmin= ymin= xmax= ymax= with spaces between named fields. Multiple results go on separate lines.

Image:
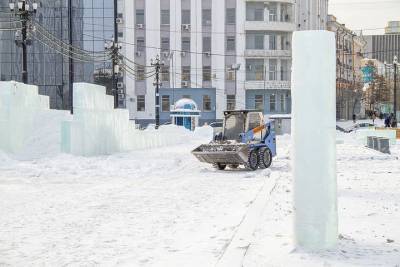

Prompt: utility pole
xmin=151 ymin=55 xmax=164 ymax=129
xmin=105 ymin=40 xmax=122 ymax=108
xmin=68 ymin=0 xmax=74 ymax=113
xmin=9 ymin=0 xmax=38 ymax=84
xmin=394 ymin=56 xmax=398 ymax=127
xmin=113 ymin=0 xmax=119 ymax=108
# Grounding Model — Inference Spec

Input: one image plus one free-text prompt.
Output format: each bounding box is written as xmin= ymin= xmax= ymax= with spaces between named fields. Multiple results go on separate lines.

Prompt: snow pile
xmin=0 ymin=81 xmax=71 ymax=159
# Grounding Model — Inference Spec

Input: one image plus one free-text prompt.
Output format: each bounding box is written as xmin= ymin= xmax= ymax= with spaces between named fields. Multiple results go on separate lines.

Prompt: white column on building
xmin=145 ymin=0 xmax=160 ymax=120
xmin=170 ymin=0 xmax=182 ymax=89
xmin=123 ymin=0 xmax=136 ymax=119
xmin=235 ymin=0 xmax=246 ymax=110
xmin=191 ymin=0 xmax=202 ymax=88
xmin=212 ymin=0 xmax=225 ymax=119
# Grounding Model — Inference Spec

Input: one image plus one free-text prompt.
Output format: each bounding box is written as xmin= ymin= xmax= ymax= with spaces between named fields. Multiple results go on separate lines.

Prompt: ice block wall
xmin=291 ymin=31 xmax=338 ymax=249
xmin=0 ymin=81 xmax=71 ymax=158
xmin=62 ymin=83 xmax=192 ymax=156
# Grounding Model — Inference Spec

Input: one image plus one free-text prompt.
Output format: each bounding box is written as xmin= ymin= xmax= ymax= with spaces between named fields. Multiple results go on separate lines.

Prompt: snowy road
xmin=0 ymin=136 xmax=280 ymax=266
xmin=1 ymin=132 xmax=400 ymax=266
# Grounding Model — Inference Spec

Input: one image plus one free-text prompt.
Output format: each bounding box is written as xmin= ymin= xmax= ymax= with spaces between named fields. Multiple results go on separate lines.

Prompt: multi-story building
xmin=121 ymin=0 xmax=328 ymax=126
xmin=0 ymin=0 xmax=114 ymax=109
xmin=327 ymin=15 xmax=366 ymax=119
xmin=385 ymin=21 xmax=400 ymax=35
xmin=296 ymin=0 xmax=328 ymax=31
xmin=364 ymin=33 xmax=400 ymax=64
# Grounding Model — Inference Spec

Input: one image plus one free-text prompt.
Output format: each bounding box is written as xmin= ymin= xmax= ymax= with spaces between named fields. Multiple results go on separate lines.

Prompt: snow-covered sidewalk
xmin=0 ymin=132 xmax=399 ymax=266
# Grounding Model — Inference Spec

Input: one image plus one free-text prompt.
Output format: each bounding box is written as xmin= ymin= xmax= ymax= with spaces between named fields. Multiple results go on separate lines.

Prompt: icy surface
xmin=0 ymin=132 xmax=399 ymax=266
xmin=0 ymin=81 xmax=71 ymax=159
xmin=291 ymin=31 xmax=338 ymax=249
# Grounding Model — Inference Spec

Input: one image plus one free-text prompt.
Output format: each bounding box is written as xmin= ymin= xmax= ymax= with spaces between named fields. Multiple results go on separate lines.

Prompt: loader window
xmin=248 ymin=113 xmax=263 ymax=141
xmin=224 ymin=113 xmax=245 ymax=141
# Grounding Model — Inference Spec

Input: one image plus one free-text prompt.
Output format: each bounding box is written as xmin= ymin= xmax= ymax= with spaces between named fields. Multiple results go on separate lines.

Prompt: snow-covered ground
xmin=0 ymin=127 xmax=399 ymax=266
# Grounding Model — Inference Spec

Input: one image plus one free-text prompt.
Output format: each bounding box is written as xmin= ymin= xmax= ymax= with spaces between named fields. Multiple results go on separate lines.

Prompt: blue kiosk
xmin=170 ymin=98 xmax=201 ymax=131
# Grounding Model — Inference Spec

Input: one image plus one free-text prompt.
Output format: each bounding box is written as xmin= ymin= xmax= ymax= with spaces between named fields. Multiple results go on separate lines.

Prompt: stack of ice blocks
xmin=61 ymin=83 xmax=137 ymax=156
xmin=0 ymin=81 xmax=70 ymax=156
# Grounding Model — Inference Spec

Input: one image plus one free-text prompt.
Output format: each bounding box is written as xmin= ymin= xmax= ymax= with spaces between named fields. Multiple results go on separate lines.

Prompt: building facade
xmin=0 ymin=0 xmax=114 ymax=109
xmin=121 ymin=0 xmax=328 ymax=126
xmin=327 ymin=15 xmax=366 ymax=119
xmin=296 ymin=0 xmax=328 ymax=31
xmin=385 ymin=21 xmax=400 ymax=35
xmin=364 ymin=34 xmax=400 ymax=64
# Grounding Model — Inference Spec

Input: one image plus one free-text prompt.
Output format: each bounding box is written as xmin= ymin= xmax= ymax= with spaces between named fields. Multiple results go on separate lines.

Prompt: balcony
xmin=245 ymin=49 xmax=291 ymax=58
xmin=245 ymin=80 xmax=291 ymax=90
xmin=245 ymin=21 xmax=296 ymax=32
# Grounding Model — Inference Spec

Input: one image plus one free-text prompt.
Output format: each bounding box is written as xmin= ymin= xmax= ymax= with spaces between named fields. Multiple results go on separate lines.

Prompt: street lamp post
xmin=9 ymin=0 xmax=38 ymax=84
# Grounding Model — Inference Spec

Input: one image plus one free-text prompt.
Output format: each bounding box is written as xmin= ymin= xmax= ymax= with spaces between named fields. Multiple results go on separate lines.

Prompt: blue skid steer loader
xmin=192 ymin=110 xmax=276 ymax=171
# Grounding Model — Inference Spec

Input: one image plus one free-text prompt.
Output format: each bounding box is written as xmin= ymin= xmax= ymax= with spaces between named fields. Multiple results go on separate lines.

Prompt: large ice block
xmin=291 ymin=31 xmax=338 ymax=250
xmin=0 ymin=81 xmax=71 ymax=158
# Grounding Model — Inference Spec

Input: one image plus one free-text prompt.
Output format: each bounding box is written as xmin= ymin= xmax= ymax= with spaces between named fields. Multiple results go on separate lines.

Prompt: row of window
xmin=254 ymin=94 xmax=286 ymax=112
xmin=136 ymin=8 xmax=236 ymax=26
xmin=137 ymin=94 xmax=218 ymax=112
xmin=135 ymin=2 xmax=293 ymax=27
xmin=137 ymin=94 xmax=286 ymax=113
xmin=246 ymin=2 xmax=293 ymax=23
xmin=246 ymin=59 xmax=291 ymax=81
xmin=138 ymin=34 xmax=290 ymax=54
xmin=135 ymin=62 xmax=290 ymax=84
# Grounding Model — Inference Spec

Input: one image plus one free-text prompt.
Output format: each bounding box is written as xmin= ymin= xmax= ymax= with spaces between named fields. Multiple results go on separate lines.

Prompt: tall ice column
xmin=291 ymin=31 xmax=338 ymax=250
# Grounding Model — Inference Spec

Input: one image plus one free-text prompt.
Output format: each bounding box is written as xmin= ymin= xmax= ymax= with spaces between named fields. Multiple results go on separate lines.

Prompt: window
xmin=136 ymin=66 xmax=145 ymax=80
xmin=202 ymin=9 xmax=211 ymax=26
xmin=246 ymin=59 xmax=264 ymax=81
xmin=136 ymin=9 xmax=144 ymax=25
xmin=161 ymin=66 xmax=169 ymax=81
xmin=203 ymin=66 xmax=211 ymax=81
xmin=137 ymin=37 xmax=145 ymax=52
xmin=270 ymin=94 xmax=276 ymax=112
xmin=269 ymin=59 xmax=277 ymax=80
xmin=182 ymin=66 xmax=190 ymax=82
xmin=246 ymin=3 xmax=264 ymax=21
xmin=280 ymin=94 xmax=285 ymax=111
xmin=246 ymin=32 xmax=264 ymax=50
xmin=203 ymin=37 xmax=211 ymax=52
xmin=226 ymin=36 xmax=236 ymax=51
xmin=182 ymin=37 xmax=190 ymax=52
xmin=255 ymin=95 xmax=264 ymax=111
xmin=280 ymin=59 xmax=289 ymax=81
xmin=182 ymin=10 xmax=191 ymax=24
xmin=280 ymin=34 xmax=291 ymax=50
xmin=162 ymin=95 xmax=170 ymax=112
xmin=226 ymin=67 xmax=235 ymax=81
xmin=269 ymin=34 xmax=276 ymax=50
xmin=161 ymin=10 xmax=170 ymax=25
xmin=137 ymin=95 xmax=145 ymax=111
xmin=226 ymin=8 xmax=236 ymax=24
xmin=280 ymin=4 xmax=292 ymax=22
xmin=268 ymin=3 xmax=277 ymax=22
xmin=203 ymin=95 xmax=212 ymax=111
xmin=227 ymin=95 xmax=236 ymax=110
xmin=161 ymin=38 xmax=170 ymax=51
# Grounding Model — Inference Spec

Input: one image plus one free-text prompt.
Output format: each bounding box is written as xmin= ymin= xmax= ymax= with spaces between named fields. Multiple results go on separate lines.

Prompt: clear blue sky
xmin=328 ymin=0 xmax=400 ymax=35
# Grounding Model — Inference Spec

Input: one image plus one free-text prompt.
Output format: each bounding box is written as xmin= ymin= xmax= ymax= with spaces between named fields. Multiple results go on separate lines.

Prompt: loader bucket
xmin=192 ymin=143 xmax=249 ymax=165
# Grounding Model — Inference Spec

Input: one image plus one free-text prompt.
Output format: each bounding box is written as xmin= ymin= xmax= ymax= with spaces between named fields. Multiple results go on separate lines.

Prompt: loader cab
xmin=222 ymin=110 xmax=264 ymax=142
